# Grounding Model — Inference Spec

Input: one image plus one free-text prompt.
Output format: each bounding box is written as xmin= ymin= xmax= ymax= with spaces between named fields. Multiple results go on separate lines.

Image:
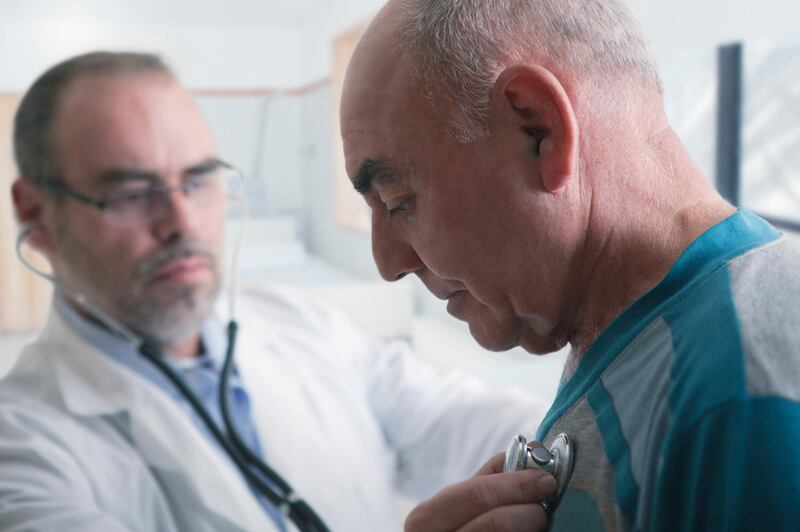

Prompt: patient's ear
xmin=491 ymin=64 xmax=579 ymax=194
xmin=12 ymin=178 xmax=56 ymax=255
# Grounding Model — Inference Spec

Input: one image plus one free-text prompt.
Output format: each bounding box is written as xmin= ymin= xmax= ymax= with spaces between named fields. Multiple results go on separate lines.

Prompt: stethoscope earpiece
xmin=17 ymin=220 xmax=43 ymax=239
xmin=504 ymin=433 xmax=575 ymax=512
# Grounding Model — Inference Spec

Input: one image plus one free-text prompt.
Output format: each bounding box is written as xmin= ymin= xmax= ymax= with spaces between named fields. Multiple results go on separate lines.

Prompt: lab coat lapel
xmin=236 ymin=329 xmax=309 ymax=485
xmin=124 ymin=386 xmax=281 ymax=531
xmin=235 ymin=319 xmax=340 ymax=530
xmin=43 ymin=310 xmax=280 ymax=532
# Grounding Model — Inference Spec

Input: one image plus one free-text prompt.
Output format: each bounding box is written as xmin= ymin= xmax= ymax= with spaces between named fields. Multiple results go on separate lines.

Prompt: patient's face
xmin=47 ymin=73 xmax=225 ymax=347
xmin=342 ymin=56 xmax=540 ymax=352
xmin=341 ymin=16 xmax=578 ymax=355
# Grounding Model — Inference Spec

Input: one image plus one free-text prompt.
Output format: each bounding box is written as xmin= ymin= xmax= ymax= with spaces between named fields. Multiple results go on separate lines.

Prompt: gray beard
xmin=55 ymin=223 xmax=221 ymax=349
xmin=115 ymin=280 xmax=219 ymax=347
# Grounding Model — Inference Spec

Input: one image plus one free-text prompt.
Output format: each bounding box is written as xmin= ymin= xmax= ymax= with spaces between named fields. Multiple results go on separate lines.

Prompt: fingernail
xmin=538 ymin=474 xmax=557 ymax=495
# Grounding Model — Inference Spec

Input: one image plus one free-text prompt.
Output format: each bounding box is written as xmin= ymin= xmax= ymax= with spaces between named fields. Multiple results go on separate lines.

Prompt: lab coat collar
xmin=34 ymin=307 xmax=279 ymax=532
xmin=40 ymin=307 xmax=137 ymax=416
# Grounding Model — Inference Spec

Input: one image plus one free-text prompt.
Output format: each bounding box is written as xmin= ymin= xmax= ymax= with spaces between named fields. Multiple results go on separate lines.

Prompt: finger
xmin=405 ymin=469 xmax=557 ymax=532
xmin=475 ymin=452 xmax=507 ymax=476
xmin=457 ymin=503 xmax=549 ymax=532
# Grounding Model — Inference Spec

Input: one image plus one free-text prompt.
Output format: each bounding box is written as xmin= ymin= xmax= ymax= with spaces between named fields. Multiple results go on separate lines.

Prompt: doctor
xmin=1 ymin=51 xmax=553 ymax=531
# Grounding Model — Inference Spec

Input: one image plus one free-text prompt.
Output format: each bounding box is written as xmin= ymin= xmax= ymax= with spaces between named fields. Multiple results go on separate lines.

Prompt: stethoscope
xmin=503 ymin=433 xmax=575 ymax=513
xmin=15 ymin=214 xmax=330 ymax=532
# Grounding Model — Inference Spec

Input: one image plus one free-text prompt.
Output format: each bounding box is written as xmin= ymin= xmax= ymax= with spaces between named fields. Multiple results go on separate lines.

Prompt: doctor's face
xmin=46 ymin=73 xmax=225 ymax=346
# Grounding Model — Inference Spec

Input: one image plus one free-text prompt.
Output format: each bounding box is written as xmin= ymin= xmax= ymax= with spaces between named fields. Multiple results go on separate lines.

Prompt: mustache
xmin=136 ymin=240 xmax=217 ymax=279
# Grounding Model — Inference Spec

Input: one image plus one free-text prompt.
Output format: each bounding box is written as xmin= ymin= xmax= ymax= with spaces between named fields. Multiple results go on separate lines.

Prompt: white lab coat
xmin=0 ymin=286 xmax=547 ymax=531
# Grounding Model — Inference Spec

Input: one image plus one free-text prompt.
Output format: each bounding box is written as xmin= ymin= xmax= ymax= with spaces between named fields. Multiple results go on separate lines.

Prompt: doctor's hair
xmin=13 ymin=51 xmax=174 ymax=191
xmin=399 ymin=0 xmax=662 ymax=143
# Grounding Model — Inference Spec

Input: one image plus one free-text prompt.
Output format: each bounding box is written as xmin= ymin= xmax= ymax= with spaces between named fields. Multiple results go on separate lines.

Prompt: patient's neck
xmin=562 ymin=128 xmax=734 ymax=380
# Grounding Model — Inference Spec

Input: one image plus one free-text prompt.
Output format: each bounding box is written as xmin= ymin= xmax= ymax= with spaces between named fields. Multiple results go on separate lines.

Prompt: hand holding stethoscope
xmin=404 ymin=433 xmax=575 ymax=532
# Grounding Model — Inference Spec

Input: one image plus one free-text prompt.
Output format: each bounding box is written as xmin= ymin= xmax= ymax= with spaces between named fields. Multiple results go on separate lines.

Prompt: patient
xmin=341 ymin=0 xmax=800 ymax=530
xmin=0 ymin=51 xmax=549 ymax=531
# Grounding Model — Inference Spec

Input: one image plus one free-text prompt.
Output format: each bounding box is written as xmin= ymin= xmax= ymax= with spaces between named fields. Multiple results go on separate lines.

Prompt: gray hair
xmin=400 ymin=0 xmax=662 ymax=143
xmin=14 ymin=51 xmax=173 ymax=189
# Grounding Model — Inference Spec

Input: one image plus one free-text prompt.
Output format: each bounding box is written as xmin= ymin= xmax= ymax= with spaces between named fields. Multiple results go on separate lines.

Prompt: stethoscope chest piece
xmin=504 ymin=433 xmax=574 ymax=511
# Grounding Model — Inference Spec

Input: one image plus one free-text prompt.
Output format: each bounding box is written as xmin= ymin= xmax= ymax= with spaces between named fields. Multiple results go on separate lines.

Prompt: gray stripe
xmin=545 ymin=397 xmax=631 ymax=532
xmin=601 ymin=318 xmax=674 ymax=531
xmin=729 ymin=236 xmax=800 ymax=400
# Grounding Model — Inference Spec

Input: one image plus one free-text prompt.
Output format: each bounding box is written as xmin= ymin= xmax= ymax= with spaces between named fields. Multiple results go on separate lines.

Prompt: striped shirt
xmin=538 ymin=210 xmax=800 ymax=531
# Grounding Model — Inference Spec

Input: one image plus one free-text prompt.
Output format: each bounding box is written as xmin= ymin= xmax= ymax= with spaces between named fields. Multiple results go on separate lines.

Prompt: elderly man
xmin=341 ymin=0 xmax=800 ymax=530
xmin=1 ymin=51 xmax=548 ymax=531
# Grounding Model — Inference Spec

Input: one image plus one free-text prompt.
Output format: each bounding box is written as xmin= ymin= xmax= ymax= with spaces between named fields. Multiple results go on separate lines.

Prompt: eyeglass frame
xmin=40 ymin=159 xmax=244 ymax=224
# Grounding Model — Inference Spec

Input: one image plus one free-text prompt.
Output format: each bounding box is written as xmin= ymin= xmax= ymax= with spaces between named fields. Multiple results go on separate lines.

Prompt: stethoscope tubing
xmin=139 ymin=326 xmax=330 ymax=532
xmin=218 ymin=321 xmax=330 ymax=532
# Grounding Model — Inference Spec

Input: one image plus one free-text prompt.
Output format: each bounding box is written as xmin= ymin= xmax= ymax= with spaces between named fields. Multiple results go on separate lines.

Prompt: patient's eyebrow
xmin=353 ymin=158 xmax=406 ymax=194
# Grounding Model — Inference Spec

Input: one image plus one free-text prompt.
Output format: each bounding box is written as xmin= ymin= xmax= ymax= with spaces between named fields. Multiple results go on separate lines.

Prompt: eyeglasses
xmin=44 ymin=160 xmax=245 ymax=227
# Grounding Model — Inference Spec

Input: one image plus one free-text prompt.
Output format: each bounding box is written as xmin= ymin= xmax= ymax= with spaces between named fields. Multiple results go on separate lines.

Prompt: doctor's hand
xmin=404 ymin=452 xmax=556 ymax=532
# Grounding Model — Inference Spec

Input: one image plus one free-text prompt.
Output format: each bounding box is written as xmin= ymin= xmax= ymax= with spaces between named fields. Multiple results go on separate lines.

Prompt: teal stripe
xmin=538 ymin=210 xmax=780 ymax=440
xmin=652 ymin=397 xmax=800 ymax=531
xmin=587 ymin=381 xmax=639 ymax=525
xmin=663 ymin=266 xmax=746 ymax=453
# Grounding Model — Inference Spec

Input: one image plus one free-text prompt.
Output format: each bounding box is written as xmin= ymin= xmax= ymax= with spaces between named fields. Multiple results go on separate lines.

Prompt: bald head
xmin=352 ymin=0 xmax=661 ymax=143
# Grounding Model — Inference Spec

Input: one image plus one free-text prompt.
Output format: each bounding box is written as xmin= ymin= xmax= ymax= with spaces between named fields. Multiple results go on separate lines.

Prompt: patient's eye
xmin=386 ymin=196 xmax=413 ymax=218
xmin=388 ymin=201 xmax=408 ymax=217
